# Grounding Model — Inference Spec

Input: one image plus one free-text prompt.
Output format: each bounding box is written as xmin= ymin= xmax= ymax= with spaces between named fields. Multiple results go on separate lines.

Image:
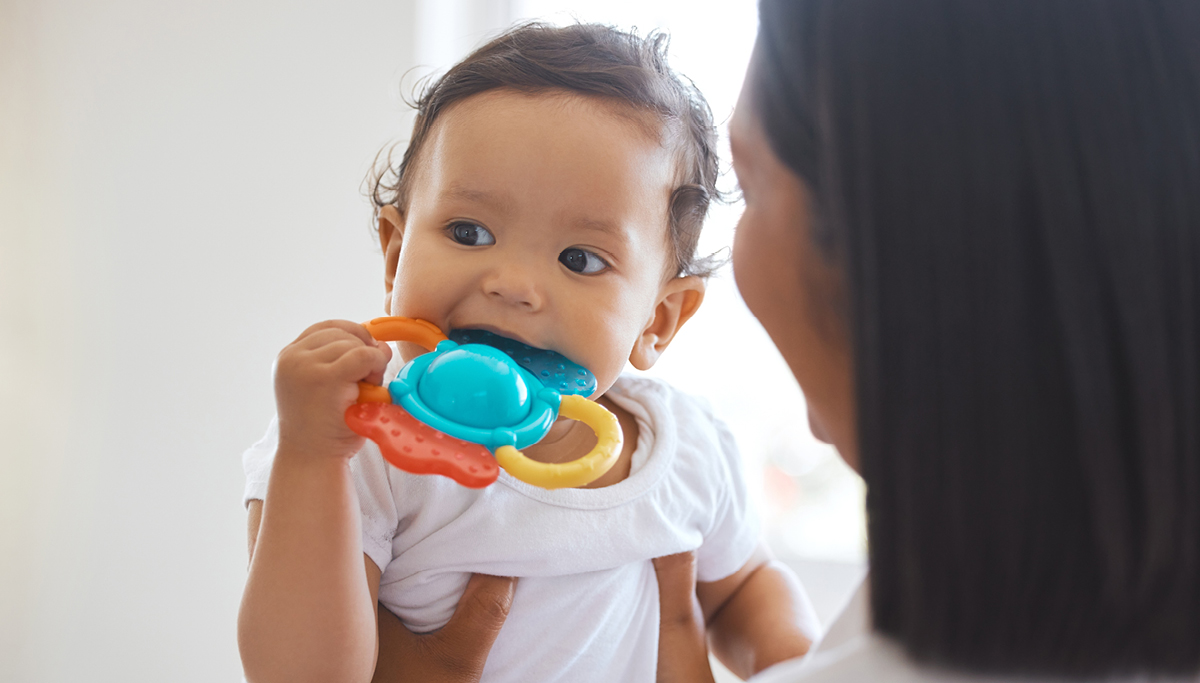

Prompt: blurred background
xmin=0 ymin=0 xmax=865 ymax=680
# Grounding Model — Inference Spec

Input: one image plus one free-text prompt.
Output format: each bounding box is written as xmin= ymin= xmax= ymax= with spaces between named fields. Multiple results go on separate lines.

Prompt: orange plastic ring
xmin=356 ymin=316 xmax=449 ymax=404
xmin=363 ymin=316 xmax=447 ymax=351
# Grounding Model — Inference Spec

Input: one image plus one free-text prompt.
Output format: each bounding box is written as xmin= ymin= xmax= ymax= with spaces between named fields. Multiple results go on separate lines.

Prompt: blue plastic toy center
xmin=386 ymin=329 xmax=596 ymax=452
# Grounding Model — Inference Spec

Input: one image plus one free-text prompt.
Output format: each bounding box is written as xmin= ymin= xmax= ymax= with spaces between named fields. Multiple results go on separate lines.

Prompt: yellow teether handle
xmin=495 ymin=395 xmax=623 ymax=489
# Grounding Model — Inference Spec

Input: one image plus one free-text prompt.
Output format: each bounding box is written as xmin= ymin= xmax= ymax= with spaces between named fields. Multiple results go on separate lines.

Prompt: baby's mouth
xmin=447 ymin=327 xmax=597 ymax=397
xmin=451 ymin=324 xmax=539 ymax=350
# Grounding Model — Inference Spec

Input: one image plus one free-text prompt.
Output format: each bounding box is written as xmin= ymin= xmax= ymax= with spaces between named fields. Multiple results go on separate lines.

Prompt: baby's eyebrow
xmin=571 ymin=216 xmax=623 ymax=238
xmin=444 ymin=183 xmax=624 ymax=238
xmin=443 ymin=184 xmax=515 ymax=213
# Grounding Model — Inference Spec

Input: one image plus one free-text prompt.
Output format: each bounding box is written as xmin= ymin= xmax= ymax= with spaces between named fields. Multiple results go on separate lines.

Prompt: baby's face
xmin=382 ymin=89 xmax=682 ymax=397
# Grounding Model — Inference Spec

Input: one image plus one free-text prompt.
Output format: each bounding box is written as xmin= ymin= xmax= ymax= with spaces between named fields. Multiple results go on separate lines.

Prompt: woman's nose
xmin=482 ymin=263 xmax=544 ymax=311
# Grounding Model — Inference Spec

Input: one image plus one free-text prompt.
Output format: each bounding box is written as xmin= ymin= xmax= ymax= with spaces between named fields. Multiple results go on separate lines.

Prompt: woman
xmin=733 ymin=0 xmax=1200 ymax=679
xmin=265 ymin=0 xmax=1200 ymax=679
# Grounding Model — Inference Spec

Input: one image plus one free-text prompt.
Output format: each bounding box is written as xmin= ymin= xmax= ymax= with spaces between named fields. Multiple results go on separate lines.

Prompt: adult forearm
xmin=238 ymin=453 xmax=377 ymax=683
xmin=707 ymin=561 xmax=815 ymax=678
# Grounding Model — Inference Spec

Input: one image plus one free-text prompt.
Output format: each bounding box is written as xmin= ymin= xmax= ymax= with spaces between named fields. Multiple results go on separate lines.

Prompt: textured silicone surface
xmin=344 ymin=401 xmax=499 ymax=488
xmin=449 ymin=329 xmax=596 ymax=397
xmin=390 ymin=341 xmax=558 ymax=451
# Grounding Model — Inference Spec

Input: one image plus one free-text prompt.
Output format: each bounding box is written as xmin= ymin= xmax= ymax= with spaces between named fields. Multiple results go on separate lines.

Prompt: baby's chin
xmin=583 ymin=375 xmax=617 ymax=401
xmin=395 ymin=340 xmax=433 ymax=364
xmin=582 ymin=356 xmax=637 ymax=401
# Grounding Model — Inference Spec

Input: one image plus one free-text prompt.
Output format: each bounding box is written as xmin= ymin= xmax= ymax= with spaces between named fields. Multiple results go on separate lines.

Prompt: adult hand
xmin=654 ymin=552 xmax=717 ymax=683
xmin=371 ymin=554 xmax=716 ymax=683
xmin=371 ymin=573 xmax=518 ymax=683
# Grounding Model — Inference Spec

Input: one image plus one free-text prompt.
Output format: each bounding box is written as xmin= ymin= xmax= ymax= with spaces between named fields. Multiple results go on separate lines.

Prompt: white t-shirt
xmin=243 ymin=374 xmax=760 ymax=683
xmin=752 ymin=575 xmax=1200 ymax=683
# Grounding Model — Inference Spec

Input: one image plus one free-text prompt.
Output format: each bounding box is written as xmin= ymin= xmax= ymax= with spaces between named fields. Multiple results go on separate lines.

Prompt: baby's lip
xmin=453 ymin=323 xmax=543 ymax=351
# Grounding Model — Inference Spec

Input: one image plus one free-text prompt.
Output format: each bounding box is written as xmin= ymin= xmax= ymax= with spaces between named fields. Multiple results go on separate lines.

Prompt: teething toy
xmin=344 ymin=317 xmax=623 ymax=490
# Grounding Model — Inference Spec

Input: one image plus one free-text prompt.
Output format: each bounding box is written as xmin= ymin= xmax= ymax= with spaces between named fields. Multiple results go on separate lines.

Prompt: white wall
xmin=0 ymin=0 xmax=422 ymax=679
xmin=0 ymin=2 xmax=864 ymax=680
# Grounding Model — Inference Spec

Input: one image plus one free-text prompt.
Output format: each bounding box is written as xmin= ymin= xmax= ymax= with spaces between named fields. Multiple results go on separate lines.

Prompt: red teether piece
xmin=344 ymin=402 xmax=499 ymax=488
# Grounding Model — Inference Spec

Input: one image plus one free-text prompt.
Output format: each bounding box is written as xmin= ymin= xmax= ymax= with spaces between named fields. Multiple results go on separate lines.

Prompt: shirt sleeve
xmin=695 ymin=412 xmax=762 ymax=583
xmin=242 ymin=417 xmax=279 ymax=507
xmin=351 ymin=446 xmax=401 ymax=574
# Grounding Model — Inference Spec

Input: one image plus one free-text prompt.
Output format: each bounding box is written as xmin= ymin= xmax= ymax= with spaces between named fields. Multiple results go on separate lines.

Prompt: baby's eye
xmin=448 ymin=222 xmax=495 ymax=246
xmin=559 ymin=247 xmax=609 ymax=274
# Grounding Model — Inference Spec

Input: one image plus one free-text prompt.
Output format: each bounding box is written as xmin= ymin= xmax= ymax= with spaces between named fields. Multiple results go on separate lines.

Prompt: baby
xmin=239 ymin=23 xmax=814 ymax=683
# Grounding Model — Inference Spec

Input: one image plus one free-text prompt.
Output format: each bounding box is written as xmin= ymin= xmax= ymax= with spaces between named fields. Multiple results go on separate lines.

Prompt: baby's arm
xmin=697 ymin=541 xmax=817 ymax=678
xmin=238 ymin=320 xmax=392 ymax=683
xmin=247 ymin=500 xmax=518 ymax=683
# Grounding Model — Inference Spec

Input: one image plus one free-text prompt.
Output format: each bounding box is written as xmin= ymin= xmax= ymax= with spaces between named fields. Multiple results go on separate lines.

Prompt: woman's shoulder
xmin=753 ymin=632 xmax=1197 ymax=683
xmin=755 ymin=631 xmax=988 ymax=683
xmin=751 ymin=578 xmax=1200 ymax=683
xmin=751 ymin=632 xmax=917 ymax=683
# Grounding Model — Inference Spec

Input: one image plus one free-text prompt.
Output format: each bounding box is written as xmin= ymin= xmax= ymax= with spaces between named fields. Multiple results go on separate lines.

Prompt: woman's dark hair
xmin=755 ymin=0 xmax=1200 ymax=676
xmin=370 ymin=22 xmax=722 ymax=278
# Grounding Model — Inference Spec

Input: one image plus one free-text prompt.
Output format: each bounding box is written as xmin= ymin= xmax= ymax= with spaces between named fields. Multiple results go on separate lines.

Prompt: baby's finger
xmin=363 ymin=341 xmax=393 ymax=386
xmin=277 ymin=333 xmax=357 ymax=380
xmin=293 ymin=319 xmax=378 ymax=348
xmin=306 ymin=336 xmax=375 ymax=365
xmin=330 ymin=343 xmax=391 ymax=382
xmin=290 ymin=325 xmax=370 ymax=353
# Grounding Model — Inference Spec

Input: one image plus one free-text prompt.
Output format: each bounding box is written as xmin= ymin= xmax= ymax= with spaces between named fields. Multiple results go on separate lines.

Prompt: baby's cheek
xmin=560 ymin=291 xmax=650 ymax=390
xmin=388 ymin=285 xmax=441 ymax=325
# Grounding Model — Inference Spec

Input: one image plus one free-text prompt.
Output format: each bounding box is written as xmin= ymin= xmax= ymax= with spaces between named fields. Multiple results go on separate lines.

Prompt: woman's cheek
xmin=732 ymin=209 xmax=771 ymax=315
xmin=807 ymin=403 xmax=831 ymax=443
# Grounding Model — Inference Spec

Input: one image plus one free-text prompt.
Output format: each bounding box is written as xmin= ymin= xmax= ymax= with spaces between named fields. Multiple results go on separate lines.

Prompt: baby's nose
xmin=483 ymin=264 xmax=544 ymax=311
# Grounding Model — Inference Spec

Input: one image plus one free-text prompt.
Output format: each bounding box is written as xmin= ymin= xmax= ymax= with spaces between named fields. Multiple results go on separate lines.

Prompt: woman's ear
xmin=379 ymin=205 xmax=405 ymax=313
xmin=629 ymin=276 xmax=706 ymax=370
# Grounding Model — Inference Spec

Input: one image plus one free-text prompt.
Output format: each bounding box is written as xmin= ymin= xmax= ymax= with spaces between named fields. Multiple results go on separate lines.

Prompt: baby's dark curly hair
xmin=369 ymin=22 xmax=723 ymax=278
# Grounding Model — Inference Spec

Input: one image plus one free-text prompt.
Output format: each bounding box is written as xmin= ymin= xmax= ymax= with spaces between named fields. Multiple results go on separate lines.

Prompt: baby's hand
xmin=274 ymin=320 xmax=392 ymax=461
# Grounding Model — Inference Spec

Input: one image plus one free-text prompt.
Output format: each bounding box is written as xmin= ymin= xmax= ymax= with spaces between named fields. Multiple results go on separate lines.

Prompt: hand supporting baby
xmin=365 ymin=552 xmax=720 ymax=683
xmin=249 ymin=493 xmax=726 ymax=683
xmin=371 ymin=574 xmax=518 ymax=683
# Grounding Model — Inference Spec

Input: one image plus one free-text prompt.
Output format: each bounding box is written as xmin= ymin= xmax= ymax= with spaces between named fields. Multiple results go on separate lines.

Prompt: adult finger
xmin=653 ymin=552 xmax=715 ymax=683
xmin=372 ymin=605 xmax=421 ymax=683
xmin=429 ymin=574 xmax=518 ymax=677
xmin=440 ymin=574 xmax=518 ymax=643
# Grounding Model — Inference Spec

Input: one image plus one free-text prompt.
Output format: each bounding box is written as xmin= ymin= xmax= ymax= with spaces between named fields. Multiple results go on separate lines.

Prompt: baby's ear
xmin=379 ymin=205 xmax=405 ymax=313
xmin=629 ymin=276 xmax=705 ymax=370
